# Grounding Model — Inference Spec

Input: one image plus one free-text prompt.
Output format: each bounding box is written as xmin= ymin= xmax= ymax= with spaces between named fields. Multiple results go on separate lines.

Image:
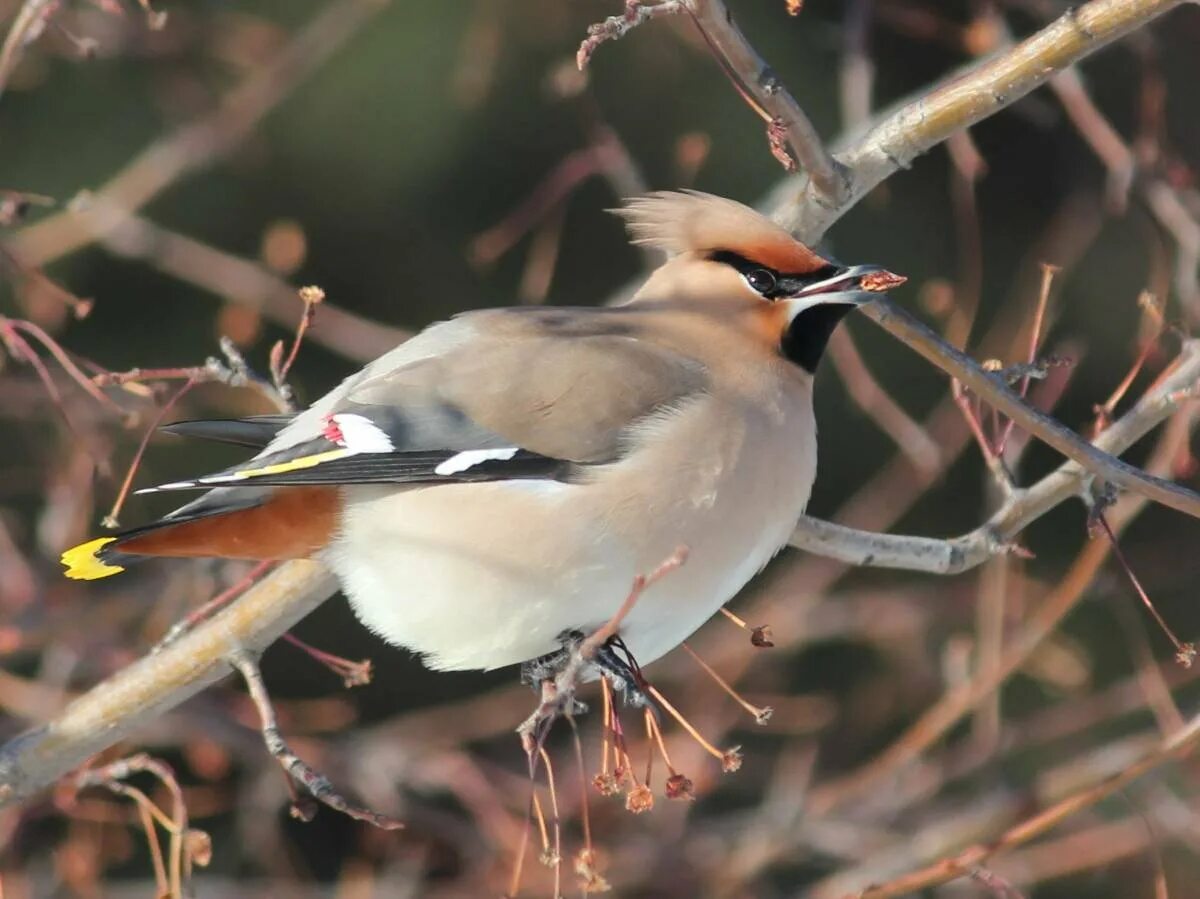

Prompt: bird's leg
xmin=593 ymin=636 xmax=652 ymax=709
xmin=516 ymin=629 xmax=592 ymax=756
xmin=519 ymin=629 xmax=587 ymax=689
xmin=516 ymin=546 xmax=688 ymax=755
xmin=516 ymin=634 xmax=652 ymax=756
xmin=515 ymin=631 xmax=651 ymax=755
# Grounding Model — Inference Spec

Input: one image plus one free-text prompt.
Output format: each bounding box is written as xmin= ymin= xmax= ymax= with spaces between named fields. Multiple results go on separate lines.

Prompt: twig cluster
xmin=1 ymin=0 xmax=1199 ymax=895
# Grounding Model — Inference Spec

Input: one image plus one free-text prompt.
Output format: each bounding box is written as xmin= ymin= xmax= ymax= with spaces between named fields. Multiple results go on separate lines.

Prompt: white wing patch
xmin=434 ymin=447 xmax=519 ymax=476
xmin=329 ymin=413 xmax=394 ymax=453
xmin=136 ymin=413 xmax=395 ymax=493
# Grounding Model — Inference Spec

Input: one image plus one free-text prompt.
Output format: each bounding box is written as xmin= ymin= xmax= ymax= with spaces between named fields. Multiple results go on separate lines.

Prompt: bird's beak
xmin=782 ymin=264 xmax=905 ymax=323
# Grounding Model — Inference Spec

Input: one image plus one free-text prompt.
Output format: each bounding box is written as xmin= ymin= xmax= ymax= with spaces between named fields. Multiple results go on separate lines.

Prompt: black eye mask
xmin=708 ymin=250 xmax=840 ymax=300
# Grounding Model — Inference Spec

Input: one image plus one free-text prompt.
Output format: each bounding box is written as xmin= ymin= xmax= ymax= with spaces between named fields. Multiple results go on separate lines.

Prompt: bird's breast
xmin=576 ymin=386 xmax=817 ymax=663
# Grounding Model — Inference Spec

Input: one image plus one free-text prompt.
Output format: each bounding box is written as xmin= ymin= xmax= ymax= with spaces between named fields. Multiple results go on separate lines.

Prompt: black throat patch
xmin=781 ymin=303 xmax=855 ymax=374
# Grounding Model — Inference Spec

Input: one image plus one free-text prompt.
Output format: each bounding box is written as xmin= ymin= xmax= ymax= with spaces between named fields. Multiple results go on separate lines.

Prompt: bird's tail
xmin=60 ymin=486 xmax=339 ymax=580
xmin=60 ymin=535 xmax=145 ymax=580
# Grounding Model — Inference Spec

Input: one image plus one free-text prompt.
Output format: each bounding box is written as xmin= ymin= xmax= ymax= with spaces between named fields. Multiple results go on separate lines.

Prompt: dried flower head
xmin=289 ymin=797 xmax=317 ymax=822
xmin=574 ymin=848 xmax=612 ymax=893
xmin=625 ymin=784 xmax=654 ymax=814
xmin=592 ymin=772 xmax=621 ymax=797
xmin=721 ymin=747 xmax=744 ymax=773
xmin=298 ymin=285 xmax=326 ymax=305
xmin=1177 ymin=643 xmax=1196 ymax=668
xmin=751 ymin=625 xmax=775 ymax=648
xmin=184 ymin=829 xmax=212 ymax=867
xmin=664 ymin=773 xmax=695 ymax=800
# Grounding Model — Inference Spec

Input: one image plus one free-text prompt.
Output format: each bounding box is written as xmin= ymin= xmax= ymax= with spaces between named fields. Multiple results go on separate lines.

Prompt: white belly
xmin=325 ymin=389 xmax=816 ymax=672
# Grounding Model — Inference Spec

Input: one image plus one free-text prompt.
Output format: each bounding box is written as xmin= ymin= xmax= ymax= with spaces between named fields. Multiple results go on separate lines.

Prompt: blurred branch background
xmin=1 ymin=0 xmax=1200 ymax=896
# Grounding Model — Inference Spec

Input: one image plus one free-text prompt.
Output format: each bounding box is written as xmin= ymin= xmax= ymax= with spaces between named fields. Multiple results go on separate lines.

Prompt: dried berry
xmin=860 ymin=270 xmax=907 ymax=292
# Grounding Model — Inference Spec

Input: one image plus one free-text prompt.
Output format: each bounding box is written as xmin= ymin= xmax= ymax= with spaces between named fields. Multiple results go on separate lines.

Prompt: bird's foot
xmin=517 ymin=630 xmax=654 ymax=756
xmin=520 ymin=629 xmax=589 ymax=690
xmin=594 ymin=635 xmax=652 ymax=708
xmin=516 ymin=547 xmax=687 ymax=756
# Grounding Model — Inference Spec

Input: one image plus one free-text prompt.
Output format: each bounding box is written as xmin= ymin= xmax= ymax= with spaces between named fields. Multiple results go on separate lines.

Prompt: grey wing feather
xmin=347 ymin=309 xmax=709 ymax=463
xmin=160 ymin=415 xmax=295 ymax=448
xmin=144 ymin=309 xmax=707 ymax=494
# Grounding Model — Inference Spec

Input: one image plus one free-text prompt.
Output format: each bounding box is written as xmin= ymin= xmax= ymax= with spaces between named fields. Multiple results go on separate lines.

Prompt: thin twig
xmin=853 ymin=711 xmax=1200 ymax=897
xmin=776 ymin=0 xmax=1188 ymax=241
xmin=1094 ymin=512 xmax=1195 ymax=666
xmin=576 ymin=0 xmax=684 ymax=70
xmin=9 ymin=0 xmax=388 ymax=268
xmin=103 ymin=376 xmax=199 ymax=528
xmin=807 ymin=402 xmax=1198 ymax=816
xmin=0 ymin=0 xmax=57 ymax=103
xmin=228 ymin=650 xmax=402 ymax=830
xmin=683 ymin=0 xmax=845 ymax=199
xmin=864 ymin=299 xmax=1200 ymax=519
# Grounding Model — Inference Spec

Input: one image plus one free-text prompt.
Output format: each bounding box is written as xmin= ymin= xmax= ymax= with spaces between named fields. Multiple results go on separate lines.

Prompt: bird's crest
xmin=614 ymin=191 xmax=829 ymax=273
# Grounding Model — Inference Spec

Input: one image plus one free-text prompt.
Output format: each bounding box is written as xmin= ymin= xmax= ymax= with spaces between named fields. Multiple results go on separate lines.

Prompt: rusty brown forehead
xmin=726 ymin=237 xmax=829 ymax=275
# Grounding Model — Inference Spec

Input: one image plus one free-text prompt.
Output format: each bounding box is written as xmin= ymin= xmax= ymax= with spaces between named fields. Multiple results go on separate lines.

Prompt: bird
xmin=61 ymin=191 xmax=903 ymax=684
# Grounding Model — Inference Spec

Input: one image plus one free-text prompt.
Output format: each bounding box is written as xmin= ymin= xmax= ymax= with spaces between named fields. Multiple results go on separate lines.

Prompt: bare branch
xmin=577 ymin=0 xmax=684 ymax=70
xmin=865 ymin=300 xmax=1200 ymax=518
xmin=7 ymin=0 xmax=388 ymax=269
xmin=684 ymin=0 xmax=846 ymax=201
xmin=228 ymin=650 xmax=402 ymax=830
xmin=0 ymin=562 xmax=337 ymax=808
xmin=98 ymin=211 xmax=408 ymax=364
xmin=807 ymin=402 xmax=1198 ymax=818
xmin=850 ymin=710 xmax=1200 ymax=898
xmin=0 ymin=0 xmax=57 ymax=103
xmin=789 ymin=339 xmax=1200 ymax=571
xmin=579 ymin=0 xmax=846 ymax=200
xmin=775 ymin=0 xmax=1187 ymax=242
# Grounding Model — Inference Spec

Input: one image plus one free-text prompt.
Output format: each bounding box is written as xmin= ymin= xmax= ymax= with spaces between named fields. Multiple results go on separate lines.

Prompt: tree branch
xmin=684 ymin=0 xmax=846 ymax=202
xmin=790 ymin=339 xmax=1200 ymax=571
xmin=851 ymin=708 xmax=1200 ymax=898
xmin=774 ymin=0 xmax=1187 ymax=242
xmin=6 ymin=0 xmax=386 ymax=269
xmin=579 ymin=1 xmax=846 ymax=201
xmin=0 ymin=562 xmax=336 ymax=808
xmin=0 ymin=0 xmax=56 ymax=103
xmin=868 ymin=301 xmax=1200 ymax=516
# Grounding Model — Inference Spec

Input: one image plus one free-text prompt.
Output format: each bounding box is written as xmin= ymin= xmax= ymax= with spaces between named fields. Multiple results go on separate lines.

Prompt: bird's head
xmin=615 ymin=191 xmax=905 ymax=373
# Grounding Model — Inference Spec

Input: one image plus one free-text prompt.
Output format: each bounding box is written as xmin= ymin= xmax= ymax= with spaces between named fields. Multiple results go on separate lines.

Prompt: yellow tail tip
xmin=60 ymin=537 xmax=125 ymax=580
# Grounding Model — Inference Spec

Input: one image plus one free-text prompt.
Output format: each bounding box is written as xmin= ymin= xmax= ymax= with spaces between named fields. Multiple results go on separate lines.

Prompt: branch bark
xmin=6 ymin=0 xmax=386 ymax=269
xmin=773 ymin=0 xmax=1188 ymax=242
xmin=0 ymin=562 xmax=336 ymax=808
xmin=685 ymin=0 xmax=846 ymax=201
xmin=790 ymin=343 xmax=1200 ymax=573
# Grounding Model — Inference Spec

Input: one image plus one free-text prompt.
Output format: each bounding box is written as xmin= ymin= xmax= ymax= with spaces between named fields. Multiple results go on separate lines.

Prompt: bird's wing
xmin=159 ymin=414 xmax=295 ymax=448
xmin=140 ymin=309 xmax=708 ymax=492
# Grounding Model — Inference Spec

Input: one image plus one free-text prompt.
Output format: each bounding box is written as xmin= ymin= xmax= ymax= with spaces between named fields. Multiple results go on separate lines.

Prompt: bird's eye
xmin=745 ymin=268 xmax=777 ymax=296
